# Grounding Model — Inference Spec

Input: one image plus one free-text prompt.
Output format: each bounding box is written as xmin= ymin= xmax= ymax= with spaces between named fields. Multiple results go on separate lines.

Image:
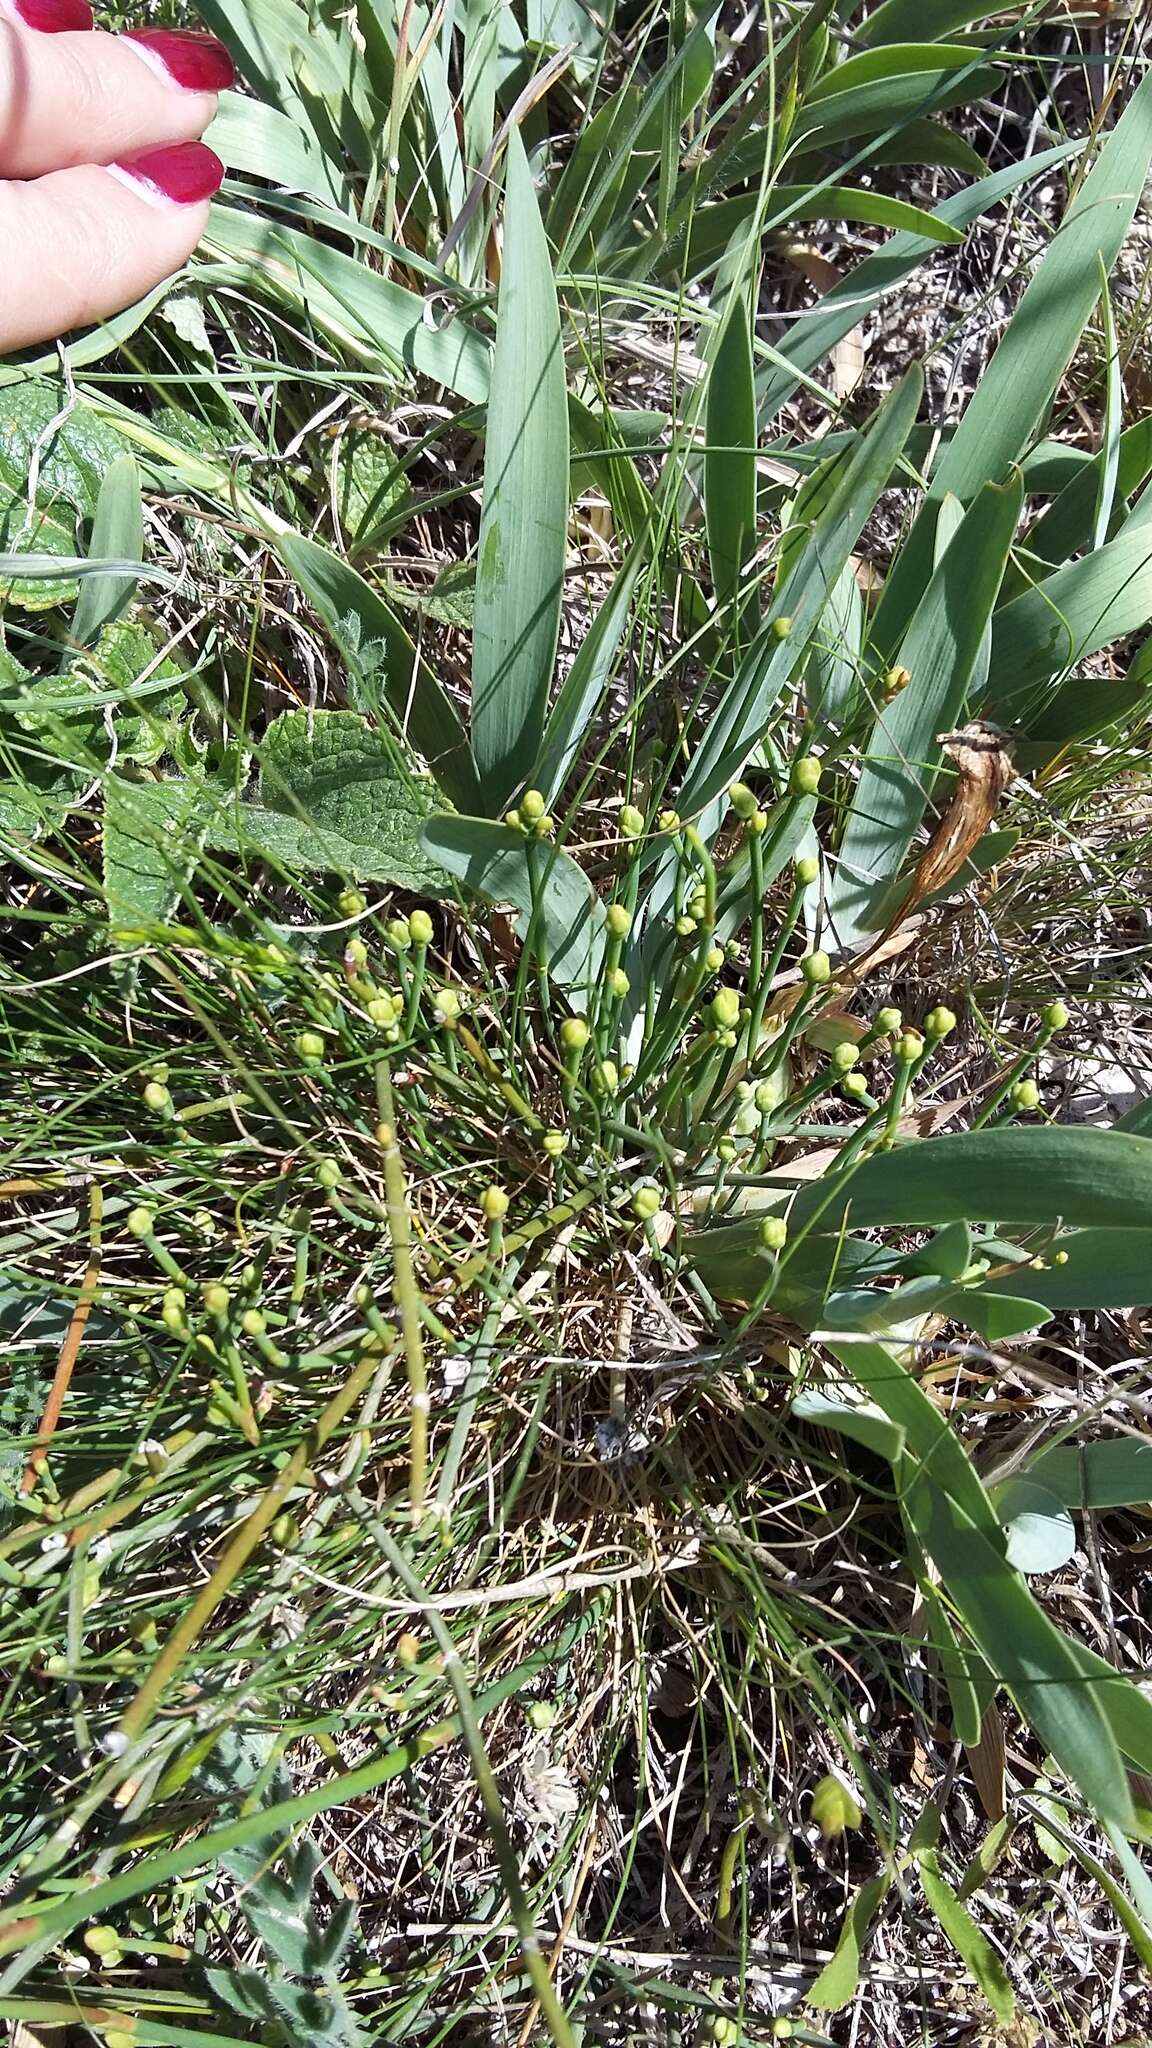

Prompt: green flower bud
xmin=800 ymin=950 xmax=831 ymax=986
xmin=338 ymin=889 xmax=366 ymax=917
xmin=619 ymin=804 xmax=645 ymax=840
xmin=344 ymin=936 xmax=369 ymax=971
xmin=606 ymin=966 xmax=630 ymax=998
xmin=434 ymin=988 xmax=462 ymax=1023
xmin=295 ymin=1030 xmax=327 ymax=1062
xmin=1043 ymin=1000 xmax=1070 ymax=1033
xmin=126 ymin=1206 xmax=155 ymax=1240
xmin=161 ymin=1304 xmax=187 ymax=1335
xmin=241 ymin=1308 xmax=266 ymax=1337
xmin=605 ymin=903 xmax=632 ymax=939
xmin=705 ymin=946 xmax=725 ymax=972
xmin=395 ymin=1631 xmax=421 ymax=1666
xmin=716 ymin=1136 xmax=738 ymax=1164
xmin=387 ymin=917 xmax=412 ymax=952
xmin=896 ymin=1030 xmax=924 ymax=1064
xmin=794 ymin=854 xmax=819 ymax=887
xmin=874 ymin=1006 xmax=902 ymax=1037
xmin=408 ymin=909 xmax=434 ymax=947
xmin=728 ymin=781 xmax=758 ymax=821
xmin=632 ymin=1185 xmax=662 ymax=1221
xmin=542 ymin=1130 xmax=568 ymax=1159
xmin=503 ymin=809 xmax=522 ymax=831
xmin=368 ymin=998 xmax=396 ymax=1027
xmin=163 ymin=1287 xmax=185 ymax=1313
xmin=748 ymin=809 xmax=769 ymax=834
xmin=675 ymin=915 xmax=698 ymax=938
xmin=687 ymin=887 xmax=708 ymax=921
xmin=710 ymin=987 xmax=742 ymax=1030
xmin=755 ymin=1078 xmax=782 ymax=1114
xmin=519 ymin=789 xmax=547 ymax=824
xmin=480 ymin=1186 xmax=509 ymax=1222
xmin=883 ymin=665 xmax=911 ymax=698
xmin=315 ymin=1157 xmax=343 ymax=1190
xmin=142 ymin=1081 xmax=171 ymax=1113
xmin=561 ymin=1016 xmax=590 ymax=1051
xmin=84 ymin=1926 xmax=122 ymax=1956
xmin=203 ymin=1283 xmax=231 ymax=1318
xmin=270 ymin=1513 xmax=300 ymax=1551
xmin=830 ymin=1041 xmax=858 ymax=1074
xmin=534 ymin=813 xmax=556 ymax=838
xmin=595 ymin=1059 xmax=619 ymax=1094
xmin=758 ymin=1216 xmax=787 ymax=1252
xmin=791 ymin=755 xmax=822 ymax=796
xmin=770 ymin=614 xmax=793 ymax=640
xmin=1053 ymin=1248 xmax=1069 ymax=1265
xmin=526 ymin=1699 xmax=556 ymax=1731
xmin=842 ymin=1070 xmax=870 ymax=1099
xmin=925 ymin=1006 xmax=957 ymax=1040
xmin=657 ymin=809 xmax=681 ymax=833
xmin=712 ymin=2019 xmax=739 ymax=2047
xmin=1012 ymin=1078 xmax=1040 ymax=1112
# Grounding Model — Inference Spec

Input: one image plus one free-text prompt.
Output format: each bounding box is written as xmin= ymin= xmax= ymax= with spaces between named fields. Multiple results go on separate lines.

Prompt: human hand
xmin=0 ymin=0 xmax=231 ymax=354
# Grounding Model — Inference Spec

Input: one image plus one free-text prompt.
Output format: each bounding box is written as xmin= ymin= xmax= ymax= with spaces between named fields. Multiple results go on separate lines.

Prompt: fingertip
xmin=109 ymin=139 xmax=224 ymax=207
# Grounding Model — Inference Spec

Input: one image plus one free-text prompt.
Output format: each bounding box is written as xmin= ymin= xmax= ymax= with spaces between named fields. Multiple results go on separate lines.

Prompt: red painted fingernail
xmin=112 ymin=141 xmax=224 ymax=205
xmin=9 ymin=0 xmax=93 ymax=29
xmin=121 ymin=27 xmax=235 ymax=91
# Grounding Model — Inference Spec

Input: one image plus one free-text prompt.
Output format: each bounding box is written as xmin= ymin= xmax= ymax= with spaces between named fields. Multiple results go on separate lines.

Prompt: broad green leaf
xmin=705 ymin=272 xmax=757 ymax=627
xmin=203 ymin=209 xmax=491 ymax=403
xmin=989 ymin=1228 xmax=1152 ymax=1310
xmin=206 ymin=91 xmax=348 ymax=205
xmin=936 ymin=1285 xmax=1049 ymax=1343
xmin=646 ymin=183 xmax=962 ymax=282
xmin=871 ymin=72 xmax=1152 ymax=651
xmin=276 ymin=533 xmax=479 ymax=809
xmin=757 ymin=142 xmax=1080 ymax=429
xmin=811 ymin=1772 xmax=862 ymax=1840
xmin=805 ymin=560 xmax=862 ymax=734
xmin=792 ymin=1386 xmax=905 ymax=1463
xmin=208 ymin=711 xmax=451 ymax=895
xmin=790 ymin=51 xmax=1000 ymax=153
xmin=1027 ymin=1437 xmax=1152 ymax=1511
xmin=332 ymin=429 xmax=407 ymax=552
xmin=860 ymin=0 xmax=1009 ymax=40
xmin=915 ymin=1849 xmax=1015 ymax=2021
xmin=471 ymin=130 xmax=569 ymax=809
xmin=990 ymin=1477 xmax=1076 ymax=1576
xmin=829 ymin=473 xmax=1021 ymax=948
xmin=422 ymin=815 xmax=605 ymax=999
xmin=533 ymin=527 xmax=654 ymax=805
xmin=0 ymin=382 xmax=126 ymax=513
xmin=103 ymin=773 xmax=215 ymax=933
xmin=0 ymin=500 xmax=79 ymax=610
xmin=676 ymin=366 xmax=922 ymax=821
xmin=984 ymin=524 xmax=1152 ymax=729
xmin=863 ymin=115 xmax=986 ymax=173
xmin=934 ymin=70 xmax=1152 ymax=499
xmin=780 ymin=1127 xmax=1152 ymax=1238
xmin=909 ymin=1474 xmax=1131 ymax=1827
xmin=68 ymin=455 xmax=143 ymax=651
xmin=806 ymin=1873 xmax=891 ymax=2011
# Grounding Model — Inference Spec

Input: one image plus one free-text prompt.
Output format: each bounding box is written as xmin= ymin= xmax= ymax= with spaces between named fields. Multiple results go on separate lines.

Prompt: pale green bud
xmin=203 ymin=1283 xmax=231 ymax=1318
xmin=791 ymin=755 xmax=822 ymax=796
xmin=632 ymin=1185 xmax=662 ymax=1221
xmin=710 ymin=987 xmax=741 ymax=1030
xmin=925 ymin=1006 xmax=957 ymax=1040
xmin=408 ymin=909 xmax=434 ymax=947
xmin=758 ymin=1217 xmax=787 ymax=1252
xmin=561 ymin=1016 xmax=590 ymax=1051
xmin=800 ymin=950 xmax=831 ymax=986
xmin=481 ymin=1186 xmax=509 ymax=1222
xmin=619 ymin=804 xmax=645 ymax=840
xmin=143 ymin=1081 xmax=171 ymax=1113
xmin=830 ymin=1041 xmax=858 ymax=1074
xmin=606 ymin=903 xmax=632 ymax=938
xmin=728 ymin=781 xmax=758 ymax=821
xmin=874 ymin=1006 xmax=902 ymax=1037
xmin=794 ymin=855 xmax=819 ymax=887
xmin=295 ymin=1030 xmax=326 ymax=1061
xmin=126 ymin=1206 xmax=155 ymax=1239
xmin=519 ymin=789 xmax=547 ymax=824
xmin=1012 ymin=1079 xmax=1040 ymax=1112
xmin=1043 ymin=1000 xmax=1069 ymax=1033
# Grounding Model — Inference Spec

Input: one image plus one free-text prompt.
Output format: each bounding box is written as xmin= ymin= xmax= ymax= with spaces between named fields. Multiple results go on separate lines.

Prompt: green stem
xmin=376 ymin=1064 xmax=429 ymax=1525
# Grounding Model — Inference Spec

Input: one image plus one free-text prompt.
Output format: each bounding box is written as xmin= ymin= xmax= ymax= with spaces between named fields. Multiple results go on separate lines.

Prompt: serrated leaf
xmin=206 ymin=710 xmax=451 ymax=895
xmin=334 ymin=430 xmax=407 ymax=551
xmin=811 ymin=1771 xmax=862 ymax=1840
xmin=916 ymin=1848 xmax=1015 ymax=2021
xmin=102 ymin=773 xmax=215 ymax=932
xmin=806 ymin=1872 xmax=891 ymax=2011
xmin=0 ymin=383 xmax=126 ymax=514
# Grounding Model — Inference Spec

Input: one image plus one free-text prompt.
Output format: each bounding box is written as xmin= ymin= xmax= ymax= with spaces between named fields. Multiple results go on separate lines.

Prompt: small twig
xmin=376 ymin=1062 xmax=429 ymax=1524
xmin=21 ymin=1183 xmax=102 ymax=1496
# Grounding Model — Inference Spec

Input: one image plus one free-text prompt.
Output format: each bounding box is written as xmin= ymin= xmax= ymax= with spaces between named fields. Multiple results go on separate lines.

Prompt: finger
xmin=0 ymin=143 xmax=222 ymax=353
xmin=0 ymin=7 xmax=233 ymax=179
